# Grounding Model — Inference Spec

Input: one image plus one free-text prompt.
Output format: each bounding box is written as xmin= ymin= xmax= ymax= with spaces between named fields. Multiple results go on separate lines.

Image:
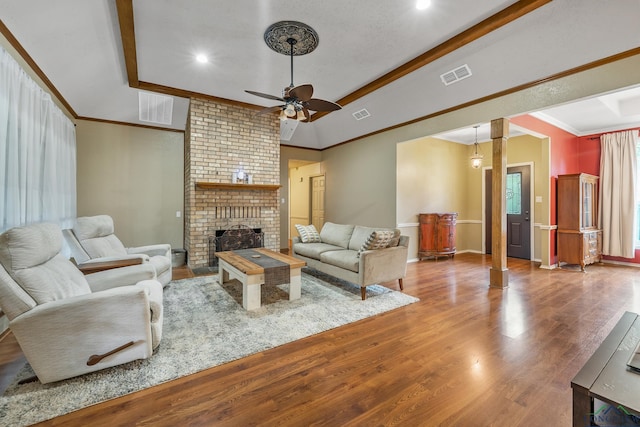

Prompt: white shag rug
xmin=0 ymin=269 xmax=418 ymax=426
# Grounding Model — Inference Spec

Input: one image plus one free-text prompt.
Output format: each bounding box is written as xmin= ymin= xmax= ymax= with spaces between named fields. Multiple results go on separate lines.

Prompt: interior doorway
xmin=485 ymin=164 xmax=533 ymax=259
xmin=310 ymin=175 xmax=325 ymax=232
xmin=288 ymin=161 xmax=323 ymax=245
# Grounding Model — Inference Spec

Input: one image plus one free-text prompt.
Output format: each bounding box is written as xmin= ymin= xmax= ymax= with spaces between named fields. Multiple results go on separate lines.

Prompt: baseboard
xmin=601 ymin=259 xmax=640 ymax=268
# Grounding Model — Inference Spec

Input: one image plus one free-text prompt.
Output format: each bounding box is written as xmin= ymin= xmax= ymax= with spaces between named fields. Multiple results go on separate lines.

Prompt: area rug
xmin=0 ymin=269 xmax=418 ymax=426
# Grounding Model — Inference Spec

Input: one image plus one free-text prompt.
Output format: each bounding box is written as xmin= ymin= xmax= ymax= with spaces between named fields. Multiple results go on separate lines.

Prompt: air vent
xmin=352 ymin=108 xmax=371 ymax=120
xmin=280 ymin=118 xmax=299 ymax=141
xmin=139 ymin=92 xmax=173 ymax=125
xmin=440 ymin=64 xmax=472 ymax=86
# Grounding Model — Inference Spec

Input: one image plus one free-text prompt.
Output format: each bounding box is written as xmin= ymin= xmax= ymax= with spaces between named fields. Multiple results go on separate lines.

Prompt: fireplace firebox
xmin=208 ymin=225 xmax=264 ymax=267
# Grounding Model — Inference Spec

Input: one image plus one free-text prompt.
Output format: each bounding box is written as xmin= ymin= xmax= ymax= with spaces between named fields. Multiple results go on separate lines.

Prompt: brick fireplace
xmin=184 ymin=98 xmax=280 ymax=267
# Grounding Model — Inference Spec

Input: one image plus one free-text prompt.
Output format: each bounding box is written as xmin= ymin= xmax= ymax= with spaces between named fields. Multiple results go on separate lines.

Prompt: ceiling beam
xmin=114 ymin=0 xmax=553 ymax=123
xmin=312 ymin=0 xmax=553 ymax=121
xmin=115 ymin=0 xmax=139 ymax=87
xmin=115 ymin=0 xmax=266 ymax=113
xmin=326 ymin=46 xmax=640 ymax=150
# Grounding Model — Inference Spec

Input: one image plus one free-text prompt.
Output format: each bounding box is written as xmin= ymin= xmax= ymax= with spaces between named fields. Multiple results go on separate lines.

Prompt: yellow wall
xmin=280 ymin=146 xmax=322 ymax=248
xmin=289 ymin=162 xmax=322 ymax=239
xmin=75 ymin=120 xmax=184 ymax=248
xmin=396 ymin=137 xmax=469 ymax=258
xmin=469 ymin=134 xmax=550 ymax=261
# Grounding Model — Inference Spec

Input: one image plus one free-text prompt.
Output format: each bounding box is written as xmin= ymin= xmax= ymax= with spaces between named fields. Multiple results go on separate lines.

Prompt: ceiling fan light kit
xmin=245 ymin=21 xmax=341 ymax=122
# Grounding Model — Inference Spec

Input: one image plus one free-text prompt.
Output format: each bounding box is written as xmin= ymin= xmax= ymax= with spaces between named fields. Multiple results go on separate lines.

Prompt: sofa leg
xmin=399 ymin=278 xmax=404 ymax=291
xmin=361 ymin=287 xmax=366 ymax=300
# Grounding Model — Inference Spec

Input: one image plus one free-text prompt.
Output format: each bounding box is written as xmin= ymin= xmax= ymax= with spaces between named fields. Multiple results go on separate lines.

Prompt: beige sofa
xmin=292 ymin=222 xmax=409 ymax=300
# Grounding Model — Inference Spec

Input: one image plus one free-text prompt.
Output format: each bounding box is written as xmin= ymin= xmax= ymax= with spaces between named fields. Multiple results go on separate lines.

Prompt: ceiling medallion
xmin=263 ymin=21 xmax=319 ymax=56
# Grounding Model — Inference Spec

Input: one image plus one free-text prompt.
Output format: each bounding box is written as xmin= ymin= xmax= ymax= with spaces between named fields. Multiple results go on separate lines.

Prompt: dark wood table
xmin=571 ymin=311 xmax=640 ymax=426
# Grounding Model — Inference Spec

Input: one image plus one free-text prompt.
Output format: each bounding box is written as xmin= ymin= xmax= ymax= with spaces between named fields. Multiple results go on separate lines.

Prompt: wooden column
xmin=490 ymin=118 xmax=509 ymax=288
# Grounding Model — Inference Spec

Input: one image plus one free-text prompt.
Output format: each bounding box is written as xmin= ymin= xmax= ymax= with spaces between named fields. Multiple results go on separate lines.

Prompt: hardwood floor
xmin=2 ymin=254 xmax=639 ymax=426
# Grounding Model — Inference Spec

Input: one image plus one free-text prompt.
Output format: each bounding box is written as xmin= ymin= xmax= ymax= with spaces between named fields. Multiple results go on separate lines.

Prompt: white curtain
xmin=598 ymin=130 xmax=638 ymax=258
xmin=0 ymin=45 xmax=76 ymax=233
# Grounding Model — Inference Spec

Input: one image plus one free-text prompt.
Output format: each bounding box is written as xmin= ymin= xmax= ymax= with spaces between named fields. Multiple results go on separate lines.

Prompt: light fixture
xmin=195 ymin=54 xmax=208 ymax=63
xmin=471 ymin=125 xmax=483 ymax=169
xmin=416 ymin=0 xmax=431 ymax=10
xmin=284 ymin=103 xmax=296 ymax=118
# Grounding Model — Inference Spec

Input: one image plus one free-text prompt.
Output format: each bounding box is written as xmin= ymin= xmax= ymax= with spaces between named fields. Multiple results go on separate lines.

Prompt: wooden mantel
xmin=195 ymin=182 xmax=281 ymax=191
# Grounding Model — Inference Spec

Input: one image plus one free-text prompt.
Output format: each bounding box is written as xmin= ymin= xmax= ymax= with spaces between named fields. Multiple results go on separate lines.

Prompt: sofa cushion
xmin=293 ymin=242 xmax=343 ymax=260
xmin=320 ymin=250 xmax=359 ymax=273
xmin=358 ymin=229 xmax=401 ymax=256
xmin=295 ymin=224 xmax=321 ymax=243
xmin=319 ymin=222 xmax=355 ymax=249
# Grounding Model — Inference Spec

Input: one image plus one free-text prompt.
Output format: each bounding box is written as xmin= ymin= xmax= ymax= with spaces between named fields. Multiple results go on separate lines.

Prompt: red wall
xmin=510 ymin=116 xmax=640 ymax=266
xmin=510 ymin=114 xmax=580 ymax=265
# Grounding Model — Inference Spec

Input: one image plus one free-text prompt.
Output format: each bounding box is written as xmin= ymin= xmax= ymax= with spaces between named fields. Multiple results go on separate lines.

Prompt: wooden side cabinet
xmin=418 ymin=213 xmax=457 ymax=261
xmin=557 ymin=173 xmax=602 ymax=271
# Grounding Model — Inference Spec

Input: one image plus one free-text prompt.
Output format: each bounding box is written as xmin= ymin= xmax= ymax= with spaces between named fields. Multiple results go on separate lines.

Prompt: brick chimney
xmin=184 ymin=98 xmax=280 ymax=267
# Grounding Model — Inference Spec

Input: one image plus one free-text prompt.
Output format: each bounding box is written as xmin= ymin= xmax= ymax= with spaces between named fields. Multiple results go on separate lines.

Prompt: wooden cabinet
xmin=418 ymin=213 xmax=457 ymax=260
xmin=557 ymin=173 xmax=602 ymax=271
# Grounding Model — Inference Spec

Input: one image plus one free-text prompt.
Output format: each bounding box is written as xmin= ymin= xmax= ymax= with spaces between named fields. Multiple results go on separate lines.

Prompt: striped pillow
xmin=358 ymin=230 xmax=400 ymax=257
xmin=295 ymin=224 xmax=321 ymax=243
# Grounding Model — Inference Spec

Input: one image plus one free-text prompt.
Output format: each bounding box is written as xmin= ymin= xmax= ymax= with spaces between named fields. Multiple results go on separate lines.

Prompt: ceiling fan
xmin=245 ymin=26 xmax=341 ymax=122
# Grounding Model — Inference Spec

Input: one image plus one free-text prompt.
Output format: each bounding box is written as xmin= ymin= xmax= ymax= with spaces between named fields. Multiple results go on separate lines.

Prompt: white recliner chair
xmin=0 ymin=222 xmax=163 ymax=384
xmin=64 ymin=215 xmax=172 ymax=287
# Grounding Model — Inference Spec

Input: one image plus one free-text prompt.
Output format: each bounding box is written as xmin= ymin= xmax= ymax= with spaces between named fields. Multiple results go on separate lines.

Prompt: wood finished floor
xmin=1 ymin=254 xmax=639 ymax=426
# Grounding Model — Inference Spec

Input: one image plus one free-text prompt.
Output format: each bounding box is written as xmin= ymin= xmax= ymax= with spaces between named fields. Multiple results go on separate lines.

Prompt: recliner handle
xmin=86 ymin=341 xmax=135 ymax=366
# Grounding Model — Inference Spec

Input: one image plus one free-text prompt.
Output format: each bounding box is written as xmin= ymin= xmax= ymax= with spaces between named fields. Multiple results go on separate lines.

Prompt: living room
xmin=2 ymin=1 xmax=640 ymax=425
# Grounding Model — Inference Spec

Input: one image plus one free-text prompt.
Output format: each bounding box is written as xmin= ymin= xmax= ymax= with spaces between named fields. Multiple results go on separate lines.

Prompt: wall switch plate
xmin=535 ymin=196 xmax=542 ymax=203
xmin=176 ymin=211 xmax=181 ymax=218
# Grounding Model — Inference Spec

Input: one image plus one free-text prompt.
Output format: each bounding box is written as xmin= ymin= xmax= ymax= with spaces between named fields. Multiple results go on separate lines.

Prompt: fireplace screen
xmin=208 ymin=225 xmax=264 ymax=266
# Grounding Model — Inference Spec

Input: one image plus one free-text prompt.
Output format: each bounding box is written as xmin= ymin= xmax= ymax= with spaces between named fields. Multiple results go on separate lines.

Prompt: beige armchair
xmin=64 ymin=215 xmax=172 ymax=286
xmin=0 ymin=223 xmax=163 ymax=384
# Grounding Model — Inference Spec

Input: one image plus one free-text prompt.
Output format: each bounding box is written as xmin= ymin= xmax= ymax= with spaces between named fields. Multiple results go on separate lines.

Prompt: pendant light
xmin=470 ymin=125 xmax=483 ymax=169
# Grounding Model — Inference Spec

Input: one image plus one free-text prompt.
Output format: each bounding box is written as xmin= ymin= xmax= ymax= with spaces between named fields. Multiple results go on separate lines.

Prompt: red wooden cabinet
xmin=418 ymin=213 xmax=457 ymax=261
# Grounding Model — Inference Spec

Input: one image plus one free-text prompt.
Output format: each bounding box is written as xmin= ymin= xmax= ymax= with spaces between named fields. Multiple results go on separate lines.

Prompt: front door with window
xmin=485 ymin=165 xmax=531 ymax=259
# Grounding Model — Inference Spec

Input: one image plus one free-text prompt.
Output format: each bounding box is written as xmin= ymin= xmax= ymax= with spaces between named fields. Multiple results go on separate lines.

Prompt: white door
xmin=311 ymin=175 xmax=325 ymax=231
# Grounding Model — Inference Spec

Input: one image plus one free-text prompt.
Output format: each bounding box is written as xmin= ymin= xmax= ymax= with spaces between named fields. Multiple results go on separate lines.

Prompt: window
xmin=506 ymin=172 xmax=522 ymax=215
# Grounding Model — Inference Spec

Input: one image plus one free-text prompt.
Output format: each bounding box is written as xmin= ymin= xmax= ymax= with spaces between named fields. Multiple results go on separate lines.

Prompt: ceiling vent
xmin=440 ymin=64 xmax=472 ymax=86
xmin=280 ymin=118 xmax=299 ymax=141
xmin=352 ymin=108 xmax=371 ymax=120
xmin=139 ymin=91 xmax=173 ymax=125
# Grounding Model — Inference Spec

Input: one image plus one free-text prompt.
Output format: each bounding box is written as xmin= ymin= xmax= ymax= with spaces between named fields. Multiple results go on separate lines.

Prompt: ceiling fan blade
xmin=301 ymin=107 xmax=310 ymax=122
xmin=288 ymin=84 xmax=313 ymax=102
xmin=305 ymin=98 xmax=342 ymax=112
xmin=245 ymin=90 xmax=285 ymax=102
xmin=257 ymin=105 xmax=284 ymax=115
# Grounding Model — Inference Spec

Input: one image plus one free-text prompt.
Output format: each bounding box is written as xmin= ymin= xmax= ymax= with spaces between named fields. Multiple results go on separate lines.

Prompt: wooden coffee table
xmin=215 ymin=248 xmax=306 ymax=310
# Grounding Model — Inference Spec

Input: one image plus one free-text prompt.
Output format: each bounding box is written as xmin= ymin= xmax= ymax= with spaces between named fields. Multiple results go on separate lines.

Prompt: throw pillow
xmin=358 ymin=229 xmax=400 ymax=256
xmin=295 ymin=224 xmax=321 ymax=243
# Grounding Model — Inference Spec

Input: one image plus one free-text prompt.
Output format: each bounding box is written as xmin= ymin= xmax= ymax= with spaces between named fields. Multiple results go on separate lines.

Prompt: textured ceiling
xmin=1 ymin=0 xmax=639 ymax=148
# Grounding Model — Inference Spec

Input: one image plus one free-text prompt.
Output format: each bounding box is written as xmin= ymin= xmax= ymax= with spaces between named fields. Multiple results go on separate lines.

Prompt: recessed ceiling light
xmin=416 ymin=0 xmax=431 ymax=10
xmin=195 ymin=54 xmax=208 ymax=63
